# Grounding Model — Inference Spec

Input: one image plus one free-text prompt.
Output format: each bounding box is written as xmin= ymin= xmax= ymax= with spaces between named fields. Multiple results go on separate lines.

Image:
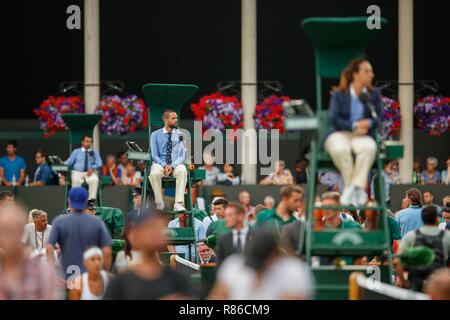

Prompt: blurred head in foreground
xmin=424 ymin=268 xmax=450 ymax=300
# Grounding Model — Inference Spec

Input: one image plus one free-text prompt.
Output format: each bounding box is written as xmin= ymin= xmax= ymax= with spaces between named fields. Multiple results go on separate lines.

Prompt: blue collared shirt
xmin=150 ymin=127 xmax=185 ymax=168
xmin=396 ymin=205 xmax=424 ymax=237
xmin=168 ymin=217 xmax=205 ymax=259
xmin=350 ymin=85 xmax=374 ymax=131
xmin=64 ymin=147 xmax=102 ymax=171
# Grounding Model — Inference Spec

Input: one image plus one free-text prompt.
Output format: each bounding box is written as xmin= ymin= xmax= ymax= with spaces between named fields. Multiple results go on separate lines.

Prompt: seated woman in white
xmin=323 ymin=58 xmax=382 ymax=206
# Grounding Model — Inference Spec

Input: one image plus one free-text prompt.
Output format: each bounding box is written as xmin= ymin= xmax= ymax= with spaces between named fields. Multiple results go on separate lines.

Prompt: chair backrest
xmin=301 ymin=17 xmax=388 ymax=111
xmin=62 ymin=114 xmax=102 ymax=151
xmin=142 ymin=84 xmax=199 ymax=127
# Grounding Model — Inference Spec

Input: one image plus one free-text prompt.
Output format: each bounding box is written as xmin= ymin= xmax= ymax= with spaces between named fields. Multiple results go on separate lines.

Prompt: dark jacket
xmin=215 ymin=229 xmax=253 ymax=267
xmin=323 ymin=88 xmax=383 ymax=145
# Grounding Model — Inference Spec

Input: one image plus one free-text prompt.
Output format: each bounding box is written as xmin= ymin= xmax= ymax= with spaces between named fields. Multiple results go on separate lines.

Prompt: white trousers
xmin=149 ymin=163 xmax=187 ymax=205
xmin=324 ymin=131 xmax=377 ymax=189
xmin=71 ymin=170 xmax=99 ymax=200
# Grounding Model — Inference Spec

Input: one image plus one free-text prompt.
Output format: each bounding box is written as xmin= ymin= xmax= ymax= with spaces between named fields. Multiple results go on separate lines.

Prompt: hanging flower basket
xmin=379 ymin=95 xmax=401 ymax=140
xmin=95 ymin=95 xmax=148 ymax=136
xmin=254 ymin=95 xmax=289 ymax=134
xmin=190 ymin=93 xmax=289 ymax=137
xmin=190 ymin=92 xmax=243 ymax=134
xmin=414 ymin=95 xmax=450 ymax=136
xmin=34 ymin=96 xmax=84 ymax=138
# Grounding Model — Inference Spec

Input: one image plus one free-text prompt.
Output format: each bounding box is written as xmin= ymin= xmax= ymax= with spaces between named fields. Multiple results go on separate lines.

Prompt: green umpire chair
xmin=284 ymin=17 xmax=404 ymax=300
xmin=125 ymin=84 xmax=206 ymax=263
xmin=51 ymin=114 xmax=103 ymax=211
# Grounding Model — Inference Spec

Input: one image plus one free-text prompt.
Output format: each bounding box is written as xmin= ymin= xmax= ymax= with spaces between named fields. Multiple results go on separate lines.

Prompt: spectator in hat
xmin=209 ymin=229 xmax=315 ymax=300
xmin=46 ymin=187 xmax=113 ymax=286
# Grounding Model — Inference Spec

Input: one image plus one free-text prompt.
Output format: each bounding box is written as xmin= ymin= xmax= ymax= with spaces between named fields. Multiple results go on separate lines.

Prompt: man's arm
xmin=46 ymin=243 xmax=56 ymax=266
xmin=102 ymin=246 xmax=112 ymax=271
xmin=64 ymin=149 xmax=76 ymax=167
xmin=150 ymin=131 xmax=166 ymax=167
xmin=93 ymin=151 xmax=103 ymax=170
xmin=18 ymin=168 xmax=26 ymax=186
xmin=0 ymin=167 xmax=9 ymax=185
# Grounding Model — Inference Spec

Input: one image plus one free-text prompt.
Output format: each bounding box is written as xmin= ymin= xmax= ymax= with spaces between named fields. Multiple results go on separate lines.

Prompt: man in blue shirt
xmin=0 ymin=140 xmax=27 ymax=186
xmin=149 ymin=110 xmax=187 ymax=211
xmin=396 ymin=188 xmax=424 ymax=237
xmin=29 ymin=149 xmax=53 ymax=186
xmin=64 ymin=135 xmax=102 ymax=202
xmin=46 ymin=187 xmax=112 ymax=282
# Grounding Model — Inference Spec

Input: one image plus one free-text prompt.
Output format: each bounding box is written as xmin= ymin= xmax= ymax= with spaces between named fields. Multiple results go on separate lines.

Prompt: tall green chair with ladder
xmin=125 ymin=84 xmax=206 ymax=263
xmin=51 ymin=114 xmax=104 ymax=211
xmin=284 ymin=17 xmax=404 ymax=299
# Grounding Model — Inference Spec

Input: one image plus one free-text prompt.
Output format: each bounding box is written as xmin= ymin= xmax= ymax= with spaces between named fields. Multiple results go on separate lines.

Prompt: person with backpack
xmin=397 ymin=205 xmax=450 ymax=292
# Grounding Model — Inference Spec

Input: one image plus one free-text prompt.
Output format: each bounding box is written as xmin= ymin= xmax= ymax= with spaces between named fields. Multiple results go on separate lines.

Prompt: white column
xmin=398 ymin=0 xmax=414 ymax=183
xmin=241 ymin=0 xmax=257 ymax=184
xmin=84 ymin=0 xmax=100 ymax=151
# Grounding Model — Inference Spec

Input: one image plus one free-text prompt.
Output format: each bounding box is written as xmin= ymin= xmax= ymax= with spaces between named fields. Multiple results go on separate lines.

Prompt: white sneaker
xmin=340 ymin=185 xmax=355 ymax=206
xmin=354 ymin=187 xmax=368 ymax=207
xmin=174 ymin=203 xmax=186 ymax=212
xmin=156 ymin=202 xmax=165 ymax=211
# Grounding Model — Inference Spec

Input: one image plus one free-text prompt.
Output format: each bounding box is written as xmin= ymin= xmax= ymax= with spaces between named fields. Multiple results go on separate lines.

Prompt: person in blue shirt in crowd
xmin=396 ymin=188 xmax=424 ymax=237
xmin=64 ymin=135 xmax=103 ymax=203
xmin=29 ymin=149 xmax=55 ymax=186
xmin=149 ymin=110 xmax=187 ymax=212
xmin=46 ymin=187 xmax=112 ymax=282
xmin=0 ymin=140 xmax=27 ymax=186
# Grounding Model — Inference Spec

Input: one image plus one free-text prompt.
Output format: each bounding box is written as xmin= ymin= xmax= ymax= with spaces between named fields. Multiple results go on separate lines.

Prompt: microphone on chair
xmin=359 ymin=90 xmax=378 ymax=120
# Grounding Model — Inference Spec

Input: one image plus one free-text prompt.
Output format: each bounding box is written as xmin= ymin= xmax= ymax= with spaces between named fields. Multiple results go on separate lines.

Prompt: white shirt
xmin=203 ymin=214 xmax=218 ymax=232
xmin=232 ymin=225 xmax=249 ymax=251
xmin=21 ymin=223 xmax=52 ymax=251
xmin=218 ymin=254 xmax=315 ymax=300
xmin=123 ymin=171 xmax=142 ymax=185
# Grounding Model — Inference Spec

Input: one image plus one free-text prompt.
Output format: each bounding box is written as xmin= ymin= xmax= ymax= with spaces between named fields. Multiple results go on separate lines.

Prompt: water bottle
xmin=25 ymin=175 xmax=30 ymax=187
xmin=11 ymin=174 xmax=16 ymax=186
xmin=412 ymin=171 xmax=417 ymax=184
